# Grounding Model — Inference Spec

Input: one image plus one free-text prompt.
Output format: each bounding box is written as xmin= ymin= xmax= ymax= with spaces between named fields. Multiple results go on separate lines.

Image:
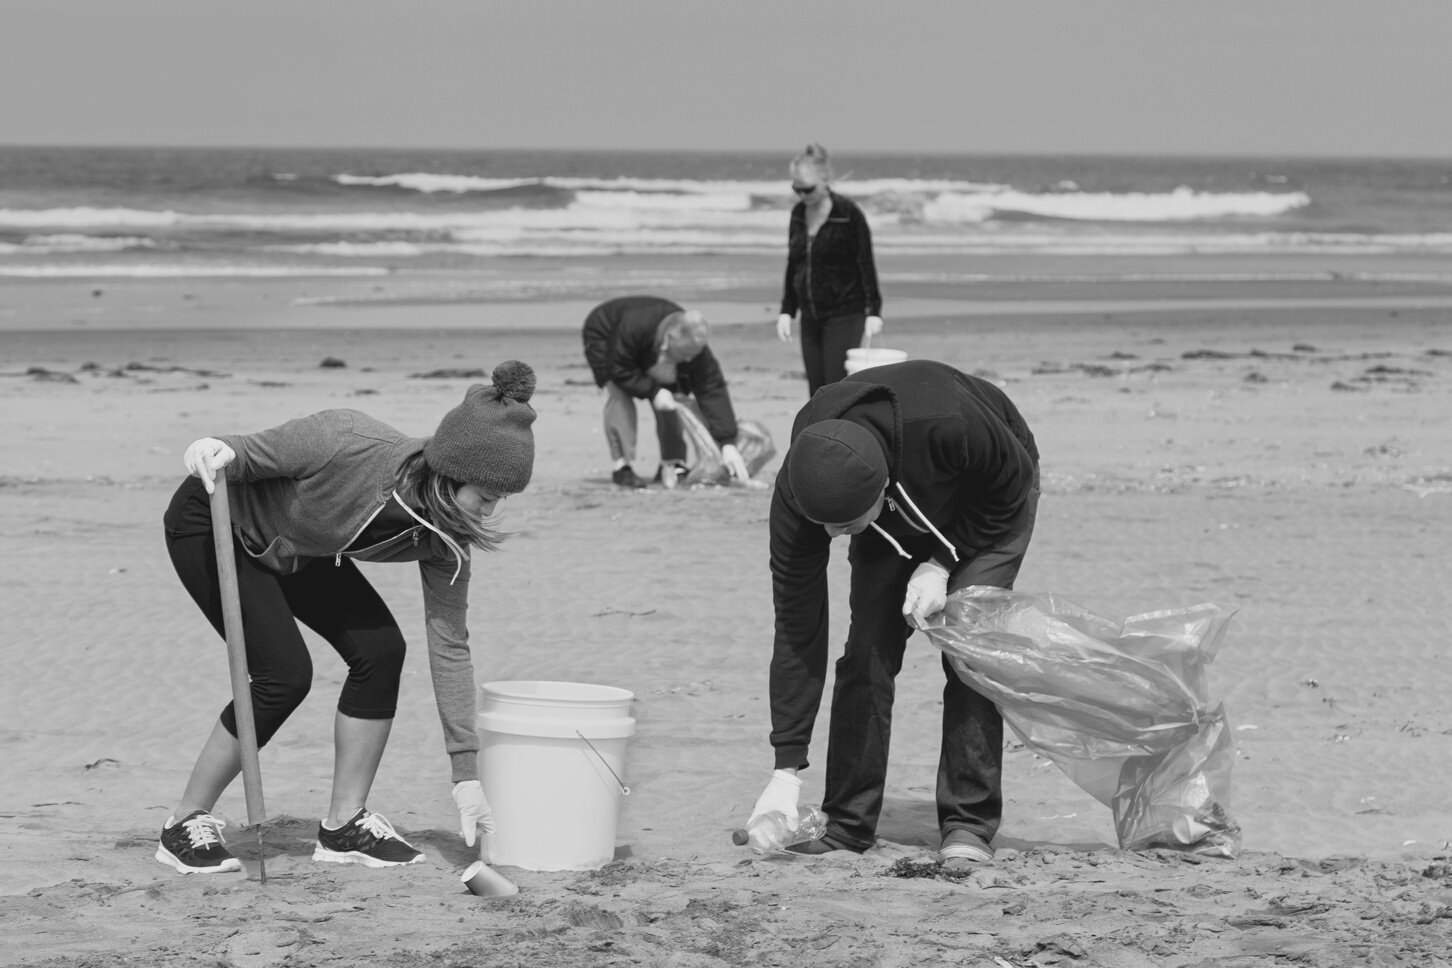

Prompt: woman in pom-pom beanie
xmin=155 ymin=362 xmax=536 ymax=875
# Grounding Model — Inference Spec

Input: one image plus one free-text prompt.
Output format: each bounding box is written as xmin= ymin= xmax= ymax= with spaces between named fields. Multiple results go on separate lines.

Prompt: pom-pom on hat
xmin=424 ymin=361 xmax=537 ymax=494
xmin=786 ymin=419 xmax=888 ymax=523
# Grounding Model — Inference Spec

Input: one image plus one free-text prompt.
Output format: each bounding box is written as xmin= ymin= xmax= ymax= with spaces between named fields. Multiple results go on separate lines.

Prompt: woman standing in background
xmin=776 ymin=144 xmax=884 ymax=396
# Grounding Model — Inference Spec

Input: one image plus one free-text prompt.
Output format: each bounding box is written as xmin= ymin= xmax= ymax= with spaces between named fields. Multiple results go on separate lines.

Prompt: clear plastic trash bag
xmin=677 ymin=403 xmax=776 ymax=486
xmin=919 ymin=587 xmax=1241 ymax=858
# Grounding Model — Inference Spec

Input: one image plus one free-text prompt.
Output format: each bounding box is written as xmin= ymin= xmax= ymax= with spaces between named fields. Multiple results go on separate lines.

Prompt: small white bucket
xmin=477 ymin=680 xmax=635 ymax=871
xmin=844 ymin=347 xmax=908 ymax=375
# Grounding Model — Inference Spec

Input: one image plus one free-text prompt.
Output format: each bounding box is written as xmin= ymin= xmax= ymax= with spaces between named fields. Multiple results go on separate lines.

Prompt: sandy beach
xmin=3 ymin=270 xmax=1451 ymax=966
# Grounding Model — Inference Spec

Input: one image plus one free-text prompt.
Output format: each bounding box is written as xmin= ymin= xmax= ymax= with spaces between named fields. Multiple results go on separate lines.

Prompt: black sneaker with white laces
xmin=313 ymin=808 xmax=424 ymax=867
xmin=155 ymin=810 xmax=243 ymax=874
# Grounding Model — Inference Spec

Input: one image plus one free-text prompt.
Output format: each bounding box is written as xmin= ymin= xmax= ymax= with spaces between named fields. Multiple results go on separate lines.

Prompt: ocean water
xmin=1 ymin=146 xmax=1449 ymax=286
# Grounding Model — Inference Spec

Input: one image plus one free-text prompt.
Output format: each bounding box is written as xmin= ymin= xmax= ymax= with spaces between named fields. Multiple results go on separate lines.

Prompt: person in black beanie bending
xmin=749 ymin=359 xmax=1040 ymax=865
xmin=156 ymin=362 xmax=537 ymax=875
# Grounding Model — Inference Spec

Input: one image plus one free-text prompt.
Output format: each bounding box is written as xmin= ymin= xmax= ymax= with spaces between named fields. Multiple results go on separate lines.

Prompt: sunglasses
xmin=791 ymin=183 xmax=820 ymax=195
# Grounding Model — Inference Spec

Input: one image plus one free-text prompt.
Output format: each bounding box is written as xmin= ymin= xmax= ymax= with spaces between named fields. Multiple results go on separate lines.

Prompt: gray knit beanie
xmin=786 ymin=419 xmax=888 ymax=523
xmin=424 ymin=361 xmax=537 ymax=494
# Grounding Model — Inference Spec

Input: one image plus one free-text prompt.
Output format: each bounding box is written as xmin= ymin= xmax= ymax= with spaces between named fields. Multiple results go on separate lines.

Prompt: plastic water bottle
xmin=732 ymin=804 xmax=828 ymax=853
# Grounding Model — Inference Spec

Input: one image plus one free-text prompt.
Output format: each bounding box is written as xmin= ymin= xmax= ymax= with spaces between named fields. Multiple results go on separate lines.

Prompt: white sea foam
xmin=335 ymin=173 xmax=542 ymax=193
xmin=0 ymin=234 xmax=154 ymax=254
xmin=0 ymin=207 xmax=183 ymax=228
xmin=0 ymin=264 xmax=390 ymax=278
xmin=0 ymin=183 xmax=1308 ymax=235
xmin=333 ymin=173 xmax=1011 ymax=199
xmin=923 ymin=187 xmax=1310 ymax=223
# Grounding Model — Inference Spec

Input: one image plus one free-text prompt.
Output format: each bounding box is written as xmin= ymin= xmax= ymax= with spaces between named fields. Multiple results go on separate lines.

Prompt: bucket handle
xmin=576 ymin=731 xmax=631 ymax=796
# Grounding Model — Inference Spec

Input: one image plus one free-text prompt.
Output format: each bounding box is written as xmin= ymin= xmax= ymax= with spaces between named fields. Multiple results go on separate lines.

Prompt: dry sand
xmin=2 ymin=276 xmax=1451 ymax=966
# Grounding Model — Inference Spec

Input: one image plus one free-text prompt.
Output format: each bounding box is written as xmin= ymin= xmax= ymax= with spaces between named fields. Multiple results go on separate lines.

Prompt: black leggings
xmin=799 ymin=311 xmax=866 ymax=396
xmin=163 ymin=478 xmax=406 ymax=746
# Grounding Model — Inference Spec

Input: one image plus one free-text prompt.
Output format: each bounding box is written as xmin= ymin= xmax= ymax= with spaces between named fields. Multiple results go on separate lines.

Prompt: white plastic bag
xmin=920 ymin=587 xmax=1241 ymax=857
xmin=676 ymin=404 xmax=775 ymax=486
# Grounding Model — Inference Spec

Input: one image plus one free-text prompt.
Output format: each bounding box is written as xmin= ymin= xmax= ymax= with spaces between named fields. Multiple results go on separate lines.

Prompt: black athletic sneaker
xmin=155 ymin=810 xmax=243 ymax=874
xmin=313 ymin=808 xmax=424 ymax=868
xmin=611 ymin=466 xmax=648 ymax=489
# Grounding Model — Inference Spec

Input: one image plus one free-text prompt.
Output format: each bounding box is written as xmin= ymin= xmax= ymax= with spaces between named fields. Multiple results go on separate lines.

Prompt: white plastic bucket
xmin=477 ymin=680 xmax=635 ymax=871
xmin=844 ymin=347 xmax=908 ymax=374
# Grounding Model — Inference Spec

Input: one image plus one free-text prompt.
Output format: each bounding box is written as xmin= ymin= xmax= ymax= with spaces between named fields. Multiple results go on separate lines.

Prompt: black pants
xmin=163 ymin=478 xmax=406 ymax=746
xmin=824 ymin=474 xmax=1040 ymax=849
xmin=800 ymin=311 xmax=865 ymax=396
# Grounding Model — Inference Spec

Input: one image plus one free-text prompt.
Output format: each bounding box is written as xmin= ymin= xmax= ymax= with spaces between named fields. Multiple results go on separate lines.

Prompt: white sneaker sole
xmin=155 ymin=846 xmax=243 ymax=874
xmin=312 ymin=845 xmax=424 ymax=868
xmin=938 ymin=838 xmax=994 ymax=864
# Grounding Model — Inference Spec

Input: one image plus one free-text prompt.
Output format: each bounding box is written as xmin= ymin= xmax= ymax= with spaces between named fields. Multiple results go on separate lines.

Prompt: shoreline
xmin=5 ymin=260 xmax=1452 ymax=335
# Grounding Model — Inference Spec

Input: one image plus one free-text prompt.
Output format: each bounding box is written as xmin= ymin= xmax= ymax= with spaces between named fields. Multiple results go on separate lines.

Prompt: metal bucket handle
xmin=576 ymin=731 xmax=631 ymax=796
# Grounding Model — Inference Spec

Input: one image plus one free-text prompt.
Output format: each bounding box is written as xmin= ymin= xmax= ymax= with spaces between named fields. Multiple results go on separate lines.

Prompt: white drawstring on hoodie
xmin=869 ymin=481 xmax=960 ymax=564
xmin=394 ymin=491 xmax=469 ymax=584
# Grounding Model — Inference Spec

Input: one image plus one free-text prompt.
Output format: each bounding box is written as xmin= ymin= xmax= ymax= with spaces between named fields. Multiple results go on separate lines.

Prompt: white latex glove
xmin=864 ymin=315 xmax=884 ymax=340
xmin=182 ymin=437 xmax=236 ymax=494
xmin=452 ymin=780 xmax=497 ymax=855
xmin=720 ymin=443 xmax=749 ymax=481
xmin=776 ymin=313 xmax=793 ymax=342
xmin=652 ymin=388 xmax=677 ymax=412
xmin=902 ymin=560 xmax=951 ymax=629
xmin=748 ymin=768 xmax=802 ymax=825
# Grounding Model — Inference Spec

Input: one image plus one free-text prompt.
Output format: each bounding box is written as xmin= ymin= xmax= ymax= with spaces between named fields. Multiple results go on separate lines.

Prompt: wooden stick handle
xmin=209 ymin=475 xmax=268 ymax=833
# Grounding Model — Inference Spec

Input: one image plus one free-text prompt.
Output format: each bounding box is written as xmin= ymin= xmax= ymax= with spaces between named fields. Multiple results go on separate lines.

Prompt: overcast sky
xmin=3 ymin=0 xmax=1449 ymax=157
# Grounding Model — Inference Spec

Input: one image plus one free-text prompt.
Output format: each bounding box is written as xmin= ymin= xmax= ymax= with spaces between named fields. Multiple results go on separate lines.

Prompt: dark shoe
xmin=939 ymin=829 xmax=994 ymax=866
xmin=785 ymin=833 xmax=865 ymax=855
xmin=313 ymin=808 xmax=424 ymax=868
xmin=156 ymin=810 xmax=243 ymax=874
xmin=611 ymin=466 xmax=648 ymax=489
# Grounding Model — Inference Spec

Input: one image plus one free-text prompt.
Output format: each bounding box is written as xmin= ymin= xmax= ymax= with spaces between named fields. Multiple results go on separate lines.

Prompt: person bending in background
xmin=156 ymin=363 xmax=537 ymax=874
xmin=582 ymin=294 xmax=748 ymax=488
xmin=776 ymin=143 xmax=884 ymax=396
xmin=751 ymin=359 xmax=1040 ymax=865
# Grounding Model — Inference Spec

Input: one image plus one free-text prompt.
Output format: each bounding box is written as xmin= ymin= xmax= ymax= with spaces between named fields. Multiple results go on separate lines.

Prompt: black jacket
xmin=581 ymin=295 xmax=739 ymax=444
xmin=779 ymin=191 xmax=883 ymax=321
xmin=769 ymin=360 xmax=1039 ymax=694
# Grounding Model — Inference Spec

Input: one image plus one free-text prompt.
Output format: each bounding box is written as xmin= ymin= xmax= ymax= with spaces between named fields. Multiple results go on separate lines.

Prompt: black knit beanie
xmin=786 ymin=419 xmax=888 ymax=523
xmin=424 ymin=361 xmax=537 ymax=494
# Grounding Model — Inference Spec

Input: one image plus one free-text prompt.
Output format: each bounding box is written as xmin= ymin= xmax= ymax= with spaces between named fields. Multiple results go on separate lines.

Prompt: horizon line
xmin=2 ymin=142 xmax=1450 ymax=164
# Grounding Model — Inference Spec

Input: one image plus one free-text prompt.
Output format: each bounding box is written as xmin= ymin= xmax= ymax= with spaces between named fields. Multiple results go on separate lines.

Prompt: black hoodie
xmin=768 ymin=360 xmax=1039 ymax=705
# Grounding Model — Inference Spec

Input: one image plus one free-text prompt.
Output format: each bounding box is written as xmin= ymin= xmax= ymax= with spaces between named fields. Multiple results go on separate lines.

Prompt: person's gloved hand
xmin=749 ymin=768 xmax=802 ymax=824
xmin=776 ymin=314 xmax=793 ymax=342
xmin=864 ymin=315 xmax=884 ymax=341
xmin=652 ymin=388 xmax=677 ymax=412
xmin=182 ymin=437 xmax=236 ymax=494
xmin=902 ymin=560 xmax=951 ymax=629
xmin=452 ymin=780 xmax=497 ymax=856
xmin=720 ymin=443 xmax=749 ymax=481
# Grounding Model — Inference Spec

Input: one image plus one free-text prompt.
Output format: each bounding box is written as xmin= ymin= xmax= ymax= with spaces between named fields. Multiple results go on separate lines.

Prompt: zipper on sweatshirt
xmin=805 ymin=233 xmax=816 ymax=320
xmin=329 ymin=494 xmax=467 ymax=583
xmin=884 ymin=495 xmax=929 ymax=534
xmin=334 ymin=500 xmax=389 ymax=566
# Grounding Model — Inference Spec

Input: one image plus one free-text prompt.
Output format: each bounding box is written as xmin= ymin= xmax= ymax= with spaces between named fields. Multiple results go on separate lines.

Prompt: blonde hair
xmin=395 ymin=452 xmax=507 ymax=552
xmin=790 ymin=143 xmax=833 ymax=184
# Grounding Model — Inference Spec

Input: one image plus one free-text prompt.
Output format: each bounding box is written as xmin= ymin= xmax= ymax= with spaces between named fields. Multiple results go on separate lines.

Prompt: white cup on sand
xmin=461 ymin=860 xmax=518 ymax=898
